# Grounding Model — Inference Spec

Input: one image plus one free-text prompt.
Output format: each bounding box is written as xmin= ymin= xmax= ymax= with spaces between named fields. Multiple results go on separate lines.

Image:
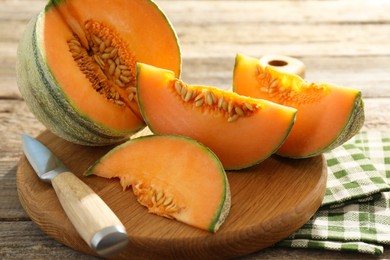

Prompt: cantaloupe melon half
xmin=136 ymin=63 xmax=297 ymax=170
xmin=16 ymin=0 xmax=181 ymax=145
xmin=84 ymin=135 xmax=230 ymax=232
xmin=233 ymin=54 xmax=365 ymax=158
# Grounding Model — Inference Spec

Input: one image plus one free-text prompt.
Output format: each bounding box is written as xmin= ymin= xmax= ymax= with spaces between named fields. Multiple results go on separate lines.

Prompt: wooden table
xmin=1 ymin=0 xmax=389 ymax=259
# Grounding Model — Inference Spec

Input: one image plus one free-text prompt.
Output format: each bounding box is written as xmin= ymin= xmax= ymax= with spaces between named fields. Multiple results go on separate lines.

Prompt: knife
xmin=21 ymin=134 xmax=128 ymax=257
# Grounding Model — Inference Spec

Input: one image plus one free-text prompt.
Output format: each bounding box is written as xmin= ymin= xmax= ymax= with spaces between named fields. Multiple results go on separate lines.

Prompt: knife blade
xmin=21 ymin=134 xmax=128 ymax=257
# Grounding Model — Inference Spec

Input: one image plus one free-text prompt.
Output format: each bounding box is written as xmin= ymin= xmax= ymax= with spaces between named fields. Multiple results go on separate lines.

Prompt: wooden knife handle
xmin=51 ymin=172 xmax=128 ymax=257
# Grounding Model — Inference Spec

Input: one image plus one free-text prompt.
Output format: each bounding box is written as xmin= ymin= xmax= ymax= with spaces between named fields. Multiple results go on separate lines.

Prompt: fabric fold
xmin=276 ymin=131 xmax=390 ymax=255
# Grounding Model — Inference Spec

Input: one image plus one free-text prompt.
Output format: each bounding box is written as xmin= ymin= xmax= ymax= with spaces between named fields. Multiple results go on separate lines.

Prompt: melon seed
xmin=108 ymin=62 xmax=116 ymax=75
xmin=260 ymin=87 xmax=268 ymax=93
xmin=218 ymin=96 xmax=224 ymax=108
xmin=128 ymin=92 xmax=134 ymax=102
xmin=120 ymin=75 xmax=130 ymax=83
xmin=155 ymin=198 xmax=164 ymax=207
xmin=115 ymin=79 xmax=125 ymax=87
xmin=110 ymin=48 xmax=118 ymax=58
xmin=114 ymin=100 xmax=125 ymax=106
xmin=99 ymin=42 xmax=106 ymax=53
xmin=227 ymin=114 xmax=239 ymax=123
xmin=104 ymin=46 xmax=114 ymax=53
xmin=194 ymin=92 xmax=204 ymax=102
xmin=163 ymin=196 xmax=174 ymax=206
xmin=180 ymin=84 xmax=188 ymax=98
xmin=101 ymin=53 xmax=110 ymax=59
xmin=209 ymin=91 xmax=217 ymax=103
xmin=69 ymin=45 xmax=81 ymax=53
xmin=228 ymin=100 xmax=234 ymax=113
xmin=121 ymin=70 xmax=131 ymax=76
xmin=114 ymin=67 xmax=121 ymax=79
xmin=195 ymin=99 xmax=204 ymax=107
xmin=221 ymin=98 xmax=228 ymax=111
xmin=156 ymin=190 xmax=164 ymax=202
xmin=258 ymin=73 xmax=267 ymax=79
xmin=205 ymin=91 xmax=214 ymax=105
xmin=245 ymin=102 xmax=254 ymax=111
xmin=184 ymin=88 xmax=193 ymax=102
xmin=174 ymin=80 xmax=182 ymax=95
xmin=165 ymin=203 xmax=177 ymax=212
xmin=127 ymin=86 xmax=137 ymax=93
xmin=235 ymin=106 xmax=244 ymax=116
xmin=69 ymin=39 xmax=81 ymax=46
xmin=92 ymin=34 xmax=102 ymax=45
xmin=151 ymin=192 xmax=157 ymax=204
xmin=269 ymin=79 xmax=279 ymax=89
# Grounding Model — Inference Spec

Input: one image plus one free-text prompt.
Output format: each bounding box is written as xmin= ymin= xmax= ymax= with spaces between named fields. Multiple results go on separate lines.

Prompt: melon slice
xmin=233 ymin=53 xmax=365 ymax=158
xmin=84 ymin=135 xmax=230 ymax=232
xmin=136 ymin=63 xmax=297 ymax=170
xmin=16 ymin=0 xmax=181 ymax=145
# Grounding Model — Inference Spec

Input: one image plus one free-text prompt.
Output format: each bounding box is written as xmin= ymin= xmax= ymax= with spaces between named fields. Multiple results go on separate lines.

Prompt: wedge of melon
xmin=84 ymin=135 xmax=230 ymax=232
xmin=136 ymin=63 xmax=297 ymax=170
xmin=233 ymin=53 xmax=364 ymax=158
xmin=16 ymin=0 xmax=181 ymax=145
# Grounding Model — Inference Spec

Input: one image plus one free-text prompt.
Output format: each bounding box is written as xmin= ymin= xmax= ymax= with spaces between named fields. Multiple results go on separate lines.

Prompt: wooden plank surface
xmin=1 ymin=0 xmax=389 ymax=259
xmin=16 ymin=131 xmax=327 ymax=259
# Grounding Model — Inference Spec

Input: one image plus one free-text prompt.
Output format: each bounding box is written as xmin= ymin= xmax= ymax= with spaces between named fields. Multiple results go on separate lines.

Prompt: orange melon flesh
xmin=136 ymin=63 xmax=297 ymax=170
xmin=84 ymin=135 xmax=230 ymax=232
xmin=43 ymin=0 xmax=181 ymax=131
xmin=233 ymin=53 xmax=364 ymax=157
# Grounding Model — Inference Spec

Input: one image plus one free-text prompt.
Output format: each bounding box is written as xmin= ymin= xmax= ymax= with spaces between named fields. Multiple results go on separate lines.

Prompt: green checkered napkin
xmin=276 ymin=131 xmax=390 ymax=255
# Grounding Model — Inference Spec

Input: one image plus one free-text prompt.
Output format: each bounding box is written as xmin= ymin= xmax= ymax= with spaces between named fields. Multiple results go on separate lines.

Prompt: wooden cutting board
xmin=16 ymin=130 xmax=327 ymax=259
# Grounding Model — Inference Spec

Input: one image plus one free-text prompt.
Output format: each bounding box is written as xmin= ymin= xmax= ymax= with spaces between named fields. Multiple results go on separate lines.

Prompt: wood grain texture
xmin=17 ymin=131 xmax=326 ymax=259
xmin=2 ymin=0 xmax=390 ymax=259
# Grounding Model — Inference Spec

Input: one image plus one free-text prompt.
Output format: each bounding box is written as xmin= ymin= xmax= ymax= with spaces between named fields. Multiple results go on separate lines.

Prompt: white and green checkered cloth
xmin=276 ymin=131 xmax=390 ymax=255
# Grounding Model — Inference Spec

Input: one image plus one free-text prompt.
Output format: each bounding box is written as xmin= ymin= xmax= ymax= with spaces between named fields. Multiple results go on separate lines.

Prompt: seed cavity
xmin=67 ymin=19 xmax=138 ymax=107
xmin=172 ymin=79 xmax=260 ymax=123
xmin=255 ymin=64 xmax=328 ymax=105
xmin=131 ymin=182 xmax=181 ymax=219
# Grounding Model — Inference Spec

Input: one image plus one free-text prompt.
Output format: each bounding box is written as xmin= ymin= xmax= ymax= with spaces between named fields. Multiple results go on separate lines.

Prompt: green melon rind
xmin=277 ymin=92 xmax=365 ymax=158
xmin=16 ymin=10 xmax=145 ymax=146
xmin=84 ymin=134 xmax=231 ymax=233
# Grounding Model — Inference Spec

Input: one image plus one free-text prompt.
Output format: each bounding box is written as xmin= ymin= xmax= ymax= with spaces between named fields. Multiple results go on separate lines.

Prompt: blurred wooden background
xmin=1 ymin=0 xmax=389 ymax=259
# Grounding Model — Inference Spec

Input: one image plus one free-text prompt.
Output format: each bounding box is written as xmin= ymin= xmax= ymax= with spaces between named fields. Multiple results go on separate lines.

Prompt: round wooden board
xmin=16 ymin=130 xmax=327 ymax=259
